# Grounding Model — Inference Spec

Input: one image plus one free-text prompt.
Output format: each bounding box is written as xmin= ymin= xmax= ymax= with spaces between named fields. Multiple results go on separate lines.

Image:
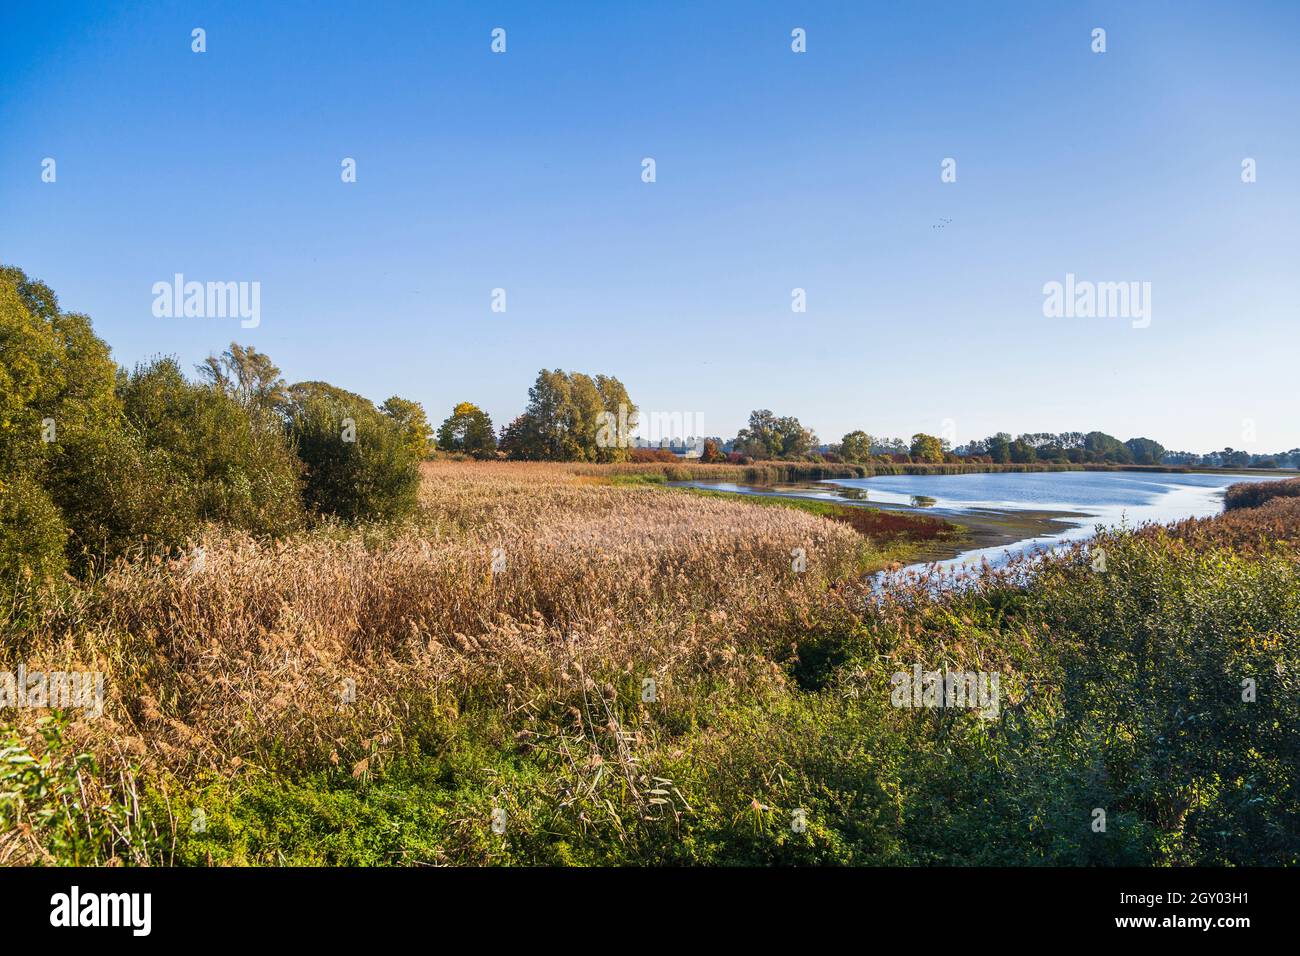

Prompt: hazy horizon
xmin=3 ymin=0 xmax=1298 ymax=453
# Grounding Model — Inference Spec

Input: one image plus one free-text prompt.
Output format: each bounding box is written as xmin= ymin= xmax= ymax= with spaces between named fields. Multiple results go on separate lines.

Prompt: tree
xmin=839 ymin=430 xmax=874 ymax=463
xmin=381 ymin=396 xmax=435 ymax=460
xmin=986 ymin=433 xmax=1012 ymax=463
xmin=0 ymin=265 xmax=118 ymax=479
xmin=498 ymin=415 xmax=542 ymax=461
xmin=1124 ymin=437 xmax=1166 ymax=465
xmin=501 ymin=370 xmax=574 ymax=461
xmin=436 ymin=402 xmax=497 ymax=459
xmin=1084 ymin=431 xmax=1132 ymax=464
xmin=284 ymin=386 xmax=421 ymax=522
xmin=567 ymin=372 xmax=607 ymax=461
xmin=1 ymin=265 xmax=120 ymax=575
xmin=1009 ymin=436 xmax=1038 ymax=464
xmin=910 ymin=433 xmax=944 ymax=463
xmin=282 ymin=382 xmax=421 ymax=521
xmin=593 ymin=374 xmax=636 ymax=463
xmin=776 ymin=415 xmax=817 ymax=458
xmin=735 ymin=410 xmax=817 ymax=460
xmin=197 ymin=342 xmax=288 ymax=411
xmin=734 ymin=410 xmax=780 ymax=459
xmin=499 ymin=369 xmax=636 ymax=462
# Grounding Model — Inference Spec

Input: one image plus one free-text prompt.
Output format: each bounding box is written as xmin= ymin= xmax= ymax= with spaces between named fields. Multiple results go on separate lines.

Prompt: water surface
xmin=679 ymin=470 xmax=1289 ymax=572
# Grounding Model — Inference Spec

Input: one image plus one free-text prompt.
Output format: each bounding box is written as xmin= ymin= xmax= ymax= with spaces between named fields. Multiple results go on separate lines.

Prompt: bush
xmin=0 ymin=473 xmax=67 ymax=585
xmin=286 ymin=390 xmax=421 ymax=522
xmin=46 ymin=420 xmax=191 ymax=565
xmin=42 ymin=360 xmax=306 ymax=567
xmin=629 ymin=447 xmax=678 ymax=463
xmin=1020 ymin=530 xmax=1300 ymax=864
xmin=118 ymin=358 xmax=305 ymax=538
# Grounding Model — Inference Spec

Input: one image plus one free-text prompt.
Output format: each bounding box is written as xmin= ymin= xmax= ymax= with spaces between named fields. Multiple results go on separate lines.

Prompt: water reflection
xmin=671 ymin=470 xmax=1290 ymax=579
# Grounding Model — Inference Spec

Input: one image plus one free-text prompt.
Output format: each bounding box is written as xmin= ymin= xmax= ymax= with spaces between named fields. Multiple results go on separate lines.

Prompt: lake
xmin=677 ymin=470 xmax=1290 ymax=572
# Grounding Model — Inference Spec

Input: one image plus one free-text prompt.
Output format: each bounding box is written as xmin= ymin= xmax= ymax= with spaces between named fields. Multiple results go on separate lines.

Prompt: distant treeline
xmin=683 ymin=412 xmax=1177 ymax=469
xmin=569 ymin=459 xmax=1203 ymax=485
xmin=1167 ymin=447 xmax=1300 ymax=470
xmin=434 ymin=386 xmax=1291 ymax=473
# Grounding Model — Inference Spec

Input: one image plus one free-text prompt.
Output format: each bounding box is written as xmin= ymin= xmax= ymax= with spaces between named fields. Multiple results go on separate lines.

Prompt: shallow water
xmin=679 ymin=470 xmax=1290 ymax=572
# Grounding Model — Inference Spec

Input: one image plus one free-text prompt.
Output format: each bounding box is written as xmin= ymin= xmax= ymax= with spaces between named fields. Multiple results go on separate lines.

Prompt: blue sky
xmin=2 ymin=1 xmax=1298 ymax=452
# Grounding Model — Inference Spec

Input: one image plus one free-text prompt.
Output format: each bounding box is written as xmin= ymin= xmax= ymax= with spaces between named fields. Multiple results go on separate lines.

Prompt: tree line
xmin=1166 ymin=447 xmax=1300 ymax=470
xmin=836 ymin=429 xmax=1166 ymax=465
xmin=721 ymin=411 xmax=1171 ymax=467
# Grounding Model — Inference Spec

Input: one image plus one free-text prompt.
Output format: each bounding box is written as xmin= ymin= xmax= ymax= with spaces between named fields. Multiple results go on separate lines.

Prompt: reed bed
xmin=1223 ymin=475 xmax=1300 ymax=511
xmin=3 ymin=462 xmax=867 ymax=861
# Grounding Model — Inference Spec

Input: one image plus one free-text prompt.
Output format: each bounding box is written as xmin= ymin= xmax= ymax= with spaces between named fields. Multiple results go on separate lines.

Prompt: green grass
xmin=682 ymin=486 xmax=848 ymax=518
xmin=600 ymin=472 xmax=668 ymax=486
xmin=681 ymin=487 xmax=968 ymax=564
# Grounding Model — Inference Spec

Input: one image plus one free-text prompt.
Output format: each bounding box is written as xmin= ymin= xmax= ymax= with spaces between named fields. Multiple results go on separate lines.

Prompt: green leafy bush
xmin=285 ymin=386 xmax=421 ymax=522
xmin=0 ymin=717 xmax=151 ymax=865
xmin=0 ymin=473 xmax=67 ymax=584
xmin=45 ymin=421 xmax=192 ymax=566
xmin=118 ymin=357 xmax=305 ymax=538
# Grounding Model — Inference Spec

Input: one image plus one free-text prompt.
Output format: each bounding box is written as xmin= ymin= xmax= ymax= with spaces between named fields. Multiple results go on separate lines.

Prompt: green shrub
xmin=46 ymin=420 xmax=191 ymax=566
xmin=0 ymin=473 xmax=67 ymax=584
xmin=1021 ymin=531 xmax=1300 ymax=864
xmin=0 ymin=267 xmax=119 ymax=482
xmin=285 ymin=387 xmax=420 ymax=522
xmin=118 ymin=357 xmax=305 ymax=538
xmin=0 ymin=717 xmax=151 ymax=865
xmin=31 ymin=358 xmax=307 ymax=568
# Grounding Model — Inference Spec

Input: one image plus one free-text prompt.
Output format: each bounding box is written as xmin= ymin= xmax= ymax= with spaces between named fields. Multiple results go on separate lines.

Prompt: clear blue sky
xmin=3 ymin=1 xmax=1298 ymax=452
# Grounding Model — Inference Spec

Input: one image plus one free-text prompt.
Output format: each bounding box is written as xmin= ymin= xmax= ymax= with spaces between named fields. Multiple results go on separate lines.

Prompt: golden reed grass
xmin=3 ymin=462 xmax=864 ymax=822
